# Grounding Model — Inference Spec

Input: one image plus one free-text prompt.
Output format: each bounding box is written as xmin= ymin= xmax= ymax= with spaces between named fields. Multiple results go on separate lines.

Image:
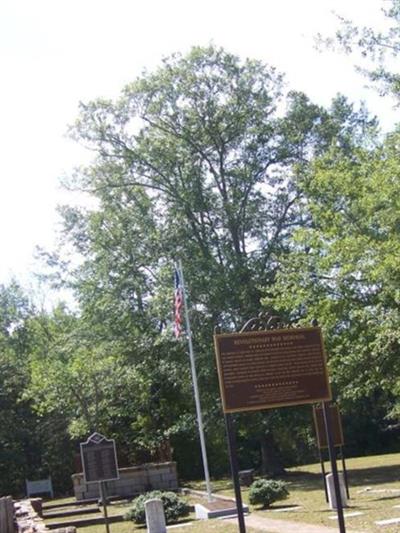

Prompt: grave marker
xmin=145 ymin=499 xmax=167 ymax=533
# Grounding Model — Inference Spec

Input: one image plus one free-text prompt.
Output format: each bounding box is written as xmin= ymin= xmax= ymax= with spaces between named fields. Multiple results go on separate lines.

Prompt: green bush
xmin=248 ymin=479 xmax=289 ymax=508
xmin=124 ymin=490 xmax=190 ymax=524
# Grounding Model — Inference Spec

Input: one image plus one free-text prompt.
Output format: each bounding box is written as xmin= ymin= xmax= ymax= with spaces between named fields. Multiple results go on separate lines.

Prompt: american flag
xmin=174 ymin=268 xmax=183 ymax=338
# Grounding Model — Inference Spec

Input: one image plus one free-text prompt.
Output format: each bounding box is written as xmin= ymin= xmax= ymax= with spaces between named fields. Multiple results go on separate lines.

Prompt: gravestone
xmin=326 ymin=472 xmax=347 ymax=509
xmin=238 ymin=469 xmax=254 ymax=486
xmin=145 ymin=498 xmax=166 ymax=533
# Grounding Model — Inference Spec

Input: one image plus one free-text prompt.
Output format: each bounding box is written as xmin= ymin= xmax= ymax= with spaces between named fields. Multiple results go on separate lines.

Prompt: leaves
xmin=318 ymin=0 xmax=400 ymax=101
xmin=265 ymin=129 xmax=400 ymax=413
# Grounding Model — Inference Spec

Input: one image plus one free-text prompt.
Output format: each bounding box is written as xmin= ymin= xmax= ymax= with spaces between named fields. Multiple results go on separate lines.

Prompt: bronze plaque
xmin=313 ymin=405 xmax=344 ymax=448
xmin=80 ymin=433 xmax=119 ymax=483
xmin=214 ymin=327 xmax=331 ymax=413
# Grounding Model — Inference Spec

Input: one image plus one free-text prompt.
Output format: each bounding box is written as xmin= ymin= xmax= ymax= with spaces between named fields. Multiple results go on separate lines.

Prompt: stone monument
xmin=145 ymin=498 xmax=167 ymax=533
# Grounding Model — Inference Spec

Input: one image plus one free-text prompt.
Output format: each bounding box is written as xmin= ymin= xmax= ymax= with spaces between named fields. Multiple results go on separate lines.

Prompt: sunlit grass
xmin=188 ymin=452 xmax=400 ymax=533
xmin=44 ymin=453 xmax=400 ymax=533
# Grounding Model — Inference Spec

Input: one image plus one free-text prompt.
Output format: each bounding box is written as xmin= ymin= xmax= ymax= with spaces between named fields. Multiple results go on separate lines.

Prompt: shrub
xmin=248 ymin=479 xmax=289 ymax=508
xmin=124 ymin=490 xmax=190 ymax=524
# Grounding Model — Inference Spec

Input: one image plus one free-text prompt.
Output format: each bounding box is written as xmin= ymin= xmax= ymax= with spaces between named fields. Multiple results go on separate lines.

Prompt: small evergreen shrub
xmin=124 ymin=490 xmax=190 ymax=524
xmin=248 ymin=479 xmax=289 ymax=508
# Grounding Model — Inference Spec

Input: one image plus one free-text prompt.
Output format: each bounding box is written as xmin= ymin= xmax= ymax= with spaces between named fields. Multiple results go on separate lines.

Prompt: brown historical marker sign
xmin=80 ymin=433 xmax=119 ymax=484
xmin=214 ymin=326 xmax=332 ymax=413
xmin=313 ymin=404 xmax=344 ymax=448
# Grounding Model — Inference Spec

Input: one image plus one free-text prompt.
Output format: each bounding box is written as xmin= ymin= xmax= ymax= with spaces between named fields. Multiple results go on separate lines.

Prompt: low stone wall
xmin=0 ymin=496 xmax=14 ymax=533
xmin=72 ymin=462 xmax=179 ymax=501
xmin=15 ymin=499 xmax=77 ymax=532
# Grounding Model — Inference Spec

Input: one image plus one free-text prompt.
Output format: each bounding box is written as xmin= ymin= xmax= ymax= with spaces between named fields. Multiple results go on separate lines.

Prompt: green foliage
xmin=15 ymin=45 xmax=389 ymax=489
xmin=248 ymin=479 xmax=289 ymax=508
xmin=47 ymin=45 xmax=377 ymax=473
xmin=64 ymin=45 xmax=369 ymax=332
xmin=124 ymin=491 xmax=190 ymax=524
xmin=3 ymin=37 xmax=399 ymax=492
xmin=0 ymin=283 xmax=75 ymax=496
xmin=264 ymin=128 xmax=400 ymax=429
xmin=318 ymin=0 xmax=400 ymax=101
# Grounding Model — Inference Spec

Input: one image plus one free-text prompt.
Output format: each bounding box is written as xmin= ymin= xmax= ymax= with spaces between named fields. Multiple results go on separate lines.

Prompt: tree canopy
xmin=3 ymin=44 xmax=400 ymax=496
xmin=53 ymin=45 xmax=379 ymax=473
xmin=263 ymin=127 xmax=400 ymax=444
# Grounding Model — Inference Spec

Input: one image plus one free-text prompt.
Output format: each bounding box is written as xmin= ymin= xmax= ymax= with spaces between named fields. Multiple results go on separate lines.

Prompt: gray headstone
xmin=145 ymin=498 xmax=166 ymax=533
xmin=326 ymin=473 xmax=348 ymax=510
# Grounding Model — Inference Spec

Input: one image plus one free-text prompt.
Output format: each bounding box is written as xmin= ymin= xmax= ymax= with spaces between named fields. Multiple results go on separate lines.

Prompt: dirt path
xmin=225 ymin=513 xmax=366 ymax=533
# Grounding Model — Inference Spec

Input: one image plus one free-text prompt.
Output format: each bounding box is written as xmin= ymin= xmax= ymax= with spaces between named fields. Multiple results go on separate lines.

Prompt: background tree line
xmin=2 ymin=2 xmax=400 ymax=494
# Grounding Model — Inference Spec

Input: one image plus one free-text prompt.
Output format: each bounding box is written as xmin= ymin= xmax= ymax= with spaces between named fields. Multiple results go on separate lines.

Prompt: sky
xmin=0 ymin=0 xmax=397 ymax=303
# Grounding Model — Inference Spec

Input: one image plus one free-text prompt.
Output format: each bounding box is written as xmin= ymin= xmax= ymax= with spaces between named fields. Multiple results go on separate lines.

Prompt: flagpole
xmin=178 ymin=260 xmax=213 ymax=502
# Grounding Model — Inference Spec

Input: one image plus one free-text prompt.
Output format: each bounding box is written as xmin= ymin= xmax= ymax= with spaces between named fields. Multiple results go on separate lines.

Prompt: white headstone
xmin=326 ymin=472 xmax=348 ymax=510
xmin=145 ymin=498 xmax=167 ymax=533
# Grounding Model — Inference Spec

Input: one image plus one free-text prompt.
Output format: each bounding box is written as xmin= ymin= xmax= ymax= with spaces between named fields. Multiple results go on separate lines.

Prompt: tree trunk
xmin=154 ymin=438 xmax=173 ymax=462
xmin=260 ymin=432 xmax=286 ymax=476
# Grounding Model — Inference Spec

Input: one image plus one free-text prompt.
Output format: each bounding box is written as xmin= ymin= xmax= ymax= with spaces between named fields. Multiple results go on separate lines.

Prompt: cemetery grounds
xmin=43 ymin=451 xmax=400 ymax=533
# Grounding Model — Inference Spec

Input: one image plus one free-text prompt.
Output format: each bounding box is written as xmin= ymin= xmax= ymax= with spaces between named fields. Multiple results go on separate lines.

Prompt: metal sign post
xmin=340 ymin=446 xmax=350 ymax=499
xmin=313 ymin=404 xmax=350 ymax=500
xmin=323 ymin=403 xmax=346 ymax=533
xmin=99 ymin=481 xmax=110 ymax=533
xmin=80 ymin=433 xmax=119 ymax=533
xmin=224 ymin=414 xmax=246 ymax=533
xmin=318 ymin=447 xmax=329 ymax=502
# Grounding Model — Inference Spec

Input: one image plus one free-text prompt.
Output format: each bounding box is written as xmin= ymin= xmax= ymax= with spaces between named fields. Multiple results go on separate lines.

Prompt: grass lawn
xmin=78 ymin=519 xmax=259 ymax=533
xmin=188 ymin=451 xmax=400 ymax=533
xmin=44 ymin=452 xmax=400 ymax=532
xmin=43 ymin=497 xmax=261 ymax=532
